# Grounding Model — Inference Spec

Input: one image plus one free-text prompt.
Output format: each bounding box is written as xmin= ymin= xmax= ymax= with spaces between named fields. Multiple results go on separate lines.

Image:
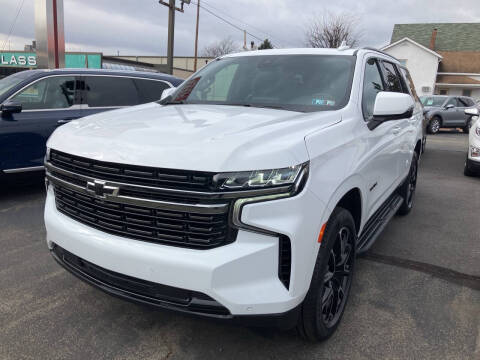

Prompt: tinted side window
xmin=445 ymin=97 xmax=458 ymax=107
xmin=11 ymin=76 xmax=76 ymax=110
xmin=362 ymin=58 xmax=385 ymax=120
xmin=381 ymin=61 xmax=402 ymax=92
xmin=84 ymin=76 xmax=138 ymax=107
xmin=134 ymin=79 xmax=170 ymax=103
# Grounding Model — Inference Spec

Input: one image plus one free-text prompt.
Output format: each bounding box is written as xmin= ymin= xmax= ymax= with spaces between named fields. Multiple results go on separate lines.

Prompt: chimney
xmin=429 ymin=28 xmax=438 ymax=50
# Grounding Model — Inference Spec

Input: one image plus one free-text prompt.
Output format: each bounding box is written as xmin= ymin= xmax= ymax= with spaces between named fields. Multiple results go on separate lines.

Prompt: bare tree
xmin=201 ymin=37 xmax=239 ymax=58
xmin=305 ymin=11 xmax=362 ymax=48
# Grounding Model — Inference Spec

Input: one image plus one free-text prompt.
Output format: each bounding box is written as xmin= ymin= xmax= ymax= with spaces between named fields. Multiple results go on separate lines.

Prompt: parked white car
xmin=44 ymin=48 xmax=423 ymax=341
xmin=464 ymin=107 xmax=480 ymax=176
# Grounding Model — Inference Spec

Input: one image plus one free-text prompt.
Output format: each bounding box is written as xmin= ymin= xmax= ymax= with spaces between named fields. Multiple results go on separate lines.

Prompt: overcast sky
xmin=0 ymin=0 xmax=479 ymax=56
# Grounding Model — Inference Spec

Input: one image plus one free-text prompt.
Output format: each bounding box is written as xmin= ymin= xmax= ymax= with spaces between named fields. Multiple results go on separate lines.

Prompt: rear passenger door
xmin=379 ymin=60 xmax=414 ymax=182
xmin=80 ymin=76 xmax=140 ymax=117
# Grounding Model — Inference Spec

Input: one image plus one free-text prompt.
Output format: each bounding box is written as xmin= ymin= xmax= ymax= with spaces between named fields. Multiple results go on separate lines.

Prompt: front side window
xmin=165 ymin=55 xmax=356 ymax=112
xmin=10 ymin=76 xmax=76 ymax=110
xmin=444 ymin=97 xmax=458 ymax=107
xmin=381 ymin=61 xmax=402 ymax=92
xmin=362 ymin=58 xmax=384 ymax=120
xmin=84 ymin=76 xmax=138 ymax=107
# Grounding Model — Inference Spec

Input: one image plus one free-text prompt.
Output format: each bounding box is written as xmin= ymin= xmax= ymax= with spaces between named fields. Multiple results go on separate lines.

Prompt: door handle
xmin=392 ymin=126 xmax=401 ymax=135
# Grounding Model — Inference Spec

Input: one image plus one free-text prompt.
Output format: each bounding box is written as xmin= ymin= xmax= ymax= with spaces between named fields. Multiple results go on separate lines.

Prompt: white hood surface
xmin=48 ymin=103 xmax=340 ymax=172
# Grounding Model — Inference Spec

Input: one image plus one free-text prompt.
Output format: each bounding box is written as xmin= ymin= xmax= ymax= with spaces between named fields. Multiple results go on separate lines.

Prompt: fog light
xmin=471 ymin=146 xmax=480 ymax=158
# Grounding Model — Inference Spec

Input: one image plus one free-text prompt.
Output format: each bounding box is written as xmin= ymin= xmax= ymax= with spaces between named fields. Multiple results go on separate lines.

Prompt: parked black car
xmin=420 ymin=95 xmax=477 ymax=134
xmin=0 ymin=69 xmax=182 ymax=177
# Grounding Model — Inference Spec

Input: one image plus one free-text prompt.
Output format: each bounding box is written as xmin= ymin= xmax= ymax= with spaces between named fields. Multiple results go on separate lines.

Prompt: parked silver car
xmin=420 ymin=95 xmax=477 ymax=134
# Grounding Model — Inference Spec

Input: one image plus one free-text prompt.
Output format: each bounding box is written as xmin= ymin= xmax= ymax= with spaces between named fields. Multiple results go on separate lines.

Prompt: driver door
xmin=0 ymin=75 xmax=82 ymax=172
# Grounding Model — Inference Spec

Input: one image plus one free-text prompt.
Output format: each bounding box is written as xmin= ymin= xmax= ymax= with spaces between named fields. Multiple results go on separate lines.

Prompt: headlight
xmin=471 ymin=146 xmax=480 ymax=158
xmin=214 ymin=164 xmax=305 ymax=191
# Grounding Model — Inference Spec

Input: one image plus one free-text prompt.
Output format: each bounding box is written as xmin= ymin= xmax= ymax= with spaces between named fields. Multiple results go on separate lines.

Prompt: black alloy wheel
xmin=428 ymin=117 xmax=441 ymax=134
xmin=398 ymin=152 xmax=418 ymax=215
xmin=297 ymin=207 xmax=356 ymax=341
xmin=321 ymin=226 xmax=354 ymax=327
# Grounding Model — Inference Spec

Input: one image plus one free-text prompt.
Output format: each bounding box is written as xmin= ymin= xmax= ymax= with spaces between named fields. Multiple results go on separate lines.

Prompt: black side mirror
xmin=1 ymin=101 xmax=22 ymax=115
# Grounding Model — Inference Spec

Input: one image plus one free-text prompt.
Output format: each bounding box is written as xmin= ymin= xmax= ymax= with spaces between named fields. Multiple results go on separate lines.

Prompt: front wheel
xmin=428 ymin=117 xmax=441 ymax=134
xmin=462 ymin=119 xmax=472 ymax=134
xmin=297 ymin=207 xmax=356 ymax=341
xmin=398 ymin=152 xmax=418 ymax=216
xmin=464 ymin=156 xmax=475 ymax=176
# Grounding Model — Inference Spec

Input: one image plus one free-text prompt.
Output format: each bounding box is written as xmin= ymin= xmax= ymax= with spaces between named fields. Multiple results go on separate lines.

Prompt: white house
xmin=382 ymin=23 xmax=480 ymax=101
xmin=382 ymin=37 xmax=442 ymax=97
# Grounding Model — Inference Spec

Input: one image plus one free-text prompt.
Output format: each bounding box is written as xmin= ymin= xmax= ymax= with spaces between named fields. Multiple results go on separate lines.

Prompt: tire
xmin=464 ymin=156 xmax=475 ymax=177
xmin=428 ymin=117 xmax=441 ymax=134
xmin=398 ymin=152 xmax=418 ymax=216
xmin=462 ymin=119 xmax=472 ymax=134
xmin=297 ymin=207 xmax=356 ymax=342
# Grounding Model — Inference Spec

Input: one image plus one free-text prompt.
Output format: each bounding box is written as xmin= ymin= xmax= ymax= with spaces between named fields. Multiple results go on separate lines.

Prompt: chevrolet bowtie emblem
xmin=86 ymin=180 xmax=119 ymax=199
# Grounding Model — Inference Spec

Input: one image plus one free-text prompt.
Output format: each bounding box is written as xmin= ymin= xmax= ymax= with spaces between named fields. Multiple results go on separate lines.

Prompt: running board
xmin=357 ymin=194 xmax=403 ymax=255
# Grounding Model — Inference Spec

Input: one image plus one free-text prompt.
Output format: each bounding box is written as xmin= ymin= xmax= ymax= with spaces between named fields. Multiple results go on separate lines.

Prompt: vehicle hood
xmin=47 ymin=103 xmax=341 ymax=172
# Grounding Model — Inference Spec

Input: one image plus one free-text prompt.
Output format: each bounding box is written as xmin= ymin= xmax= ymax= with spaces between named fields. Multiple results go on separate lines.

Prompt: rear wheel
xmin=398 ymin=152 xmax=418 ymax=216
xmin=297 ymin=207 xmax=356 ymax=341
xmin=428 ymin=117 xmax=441 ymax=134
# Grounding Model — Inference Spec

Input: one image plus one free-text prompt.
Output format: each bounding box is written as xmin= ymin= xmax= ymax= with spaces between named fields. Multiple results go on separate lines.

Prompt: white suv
xmin=44 ymin=48 xmax=423 ymax=341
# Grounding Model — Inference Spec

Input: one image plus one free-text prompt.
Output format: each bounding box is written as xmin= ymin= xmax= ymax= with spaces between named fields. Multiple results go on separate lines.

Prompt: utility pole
xmin=159 ymin=0 xmax=190 ymax=75
xmin=193 ymin=0 xmax=200 ymax=72
xmin=243 ymin=30 xmax=247 ymax=50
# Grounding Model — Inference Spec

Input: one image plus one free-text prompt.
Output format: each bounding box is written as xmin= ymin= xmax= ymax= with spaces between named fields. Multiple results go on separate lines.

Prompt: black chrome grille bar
xmin=46 ymin=171 xmax=229 ymax=215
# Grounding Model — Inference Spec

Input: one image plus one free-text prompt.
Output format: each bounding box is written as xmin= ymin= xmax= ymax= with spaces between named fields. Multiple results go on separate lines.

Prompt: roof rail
xmin=354 ymin=47 xmax=400 ymax=62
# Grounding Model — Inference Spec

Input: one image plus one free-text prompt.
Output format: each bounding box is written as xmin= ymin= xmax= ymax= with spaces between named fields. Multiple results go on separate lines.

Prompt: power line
xmin=1 ymin=0 xmax=26 ymax=51
xmin=200 ymin=0 xmax=288 ymax=47
xmin=190 ymin=0 xmax=265 ymax=45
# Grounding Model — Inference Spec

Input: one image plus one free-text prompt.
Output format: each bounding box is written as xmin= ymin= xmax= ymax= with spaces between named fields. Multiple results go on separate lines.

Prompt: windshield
xmin=420 ymin=96 xmax=446 ymax=107
xmin=163 ymin=55 xmax=355 ymax=112
xmin=0 ymin=71 xmax=32 ymax=98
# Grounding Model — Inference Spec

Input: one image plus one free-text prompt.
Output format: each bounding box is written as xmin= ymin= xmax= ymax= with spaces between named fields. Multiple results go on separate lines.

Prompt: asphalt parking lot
xmin=1 ymin=132 xmax=479 ymax=360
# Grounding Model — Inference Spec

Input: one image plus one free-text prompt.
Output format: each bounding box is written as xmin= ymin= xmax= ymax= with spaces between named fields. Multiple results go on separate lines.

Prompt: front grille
xmin=50 ymin=149 xmax=215 ymax=191
xmin=52 ymin=245 xmax=230 ymax=316
xmin=54 ymin=185 xmax=235 ymax=249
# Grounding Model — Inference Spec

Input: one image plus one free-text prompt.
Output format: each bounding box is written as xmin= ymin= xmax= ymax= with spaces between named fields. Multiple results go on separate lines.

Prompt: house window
xmin=462 ymin=89 xmax=472 ymax=97
xmin=439 ymin=89 xmax=448 ymax=95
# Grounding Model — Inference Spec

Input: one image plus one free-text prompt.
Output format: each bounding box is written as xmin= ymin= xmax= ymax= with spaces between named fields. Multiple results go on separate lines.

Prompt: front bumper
xmin=45 ymin=183 xmax=324 ymax=317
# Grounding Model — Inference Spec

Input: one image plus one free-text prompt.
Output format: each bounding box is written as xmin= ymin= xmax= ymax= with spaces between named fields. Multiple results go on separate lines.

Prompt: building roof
xmin=382 ymin=37 xmax=443 ymax=58
xmin=391 ymin=23 xmax=480 ymax=52
xmin=437 ymin=51 xmax=480 ymax=73
xmin=436 ymin=74 xmax=480 ymax=85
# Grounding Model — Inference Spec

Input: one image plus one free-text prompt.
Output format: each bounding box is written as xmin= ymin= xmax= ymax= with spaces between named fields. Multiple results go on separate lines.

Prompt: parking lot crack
xmin=362 ymin=252 xmax=480 ymax=291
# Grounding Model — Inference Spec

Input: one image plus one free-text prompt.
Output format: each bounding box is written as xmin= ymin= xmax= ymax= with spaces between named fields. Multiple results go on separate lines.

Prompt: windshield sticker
xmin=312 ymin=98 xmax=335 ymax=106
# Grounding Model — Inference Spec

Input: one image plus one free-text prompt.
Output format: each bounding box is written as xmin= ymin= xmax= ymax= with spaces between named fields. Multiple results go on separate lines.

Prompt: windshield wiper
xmin=224 ymin=103 xmax=287 ymax=110
xmin=161 ymin=99 xmax=185 ymax=105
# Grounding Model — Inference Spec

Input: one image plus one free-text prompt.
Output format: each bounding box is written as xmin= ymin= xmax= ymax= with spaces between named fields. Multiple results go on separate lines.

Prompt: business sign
xmin=0 ymin=52 xmax=37 ymax=67
xmin=0 ymin=52 xmax=102 ymax=69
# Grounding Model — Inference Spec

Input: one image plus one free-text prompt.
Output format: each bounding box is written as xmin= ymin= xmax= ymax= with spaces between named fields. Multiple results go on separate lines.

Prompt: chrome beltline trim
xmin=46 ymin=172 xmax=229 ymax=214
xmin=4 ymin=165 xmax=45 ymax=174
xmin=44 ymin=161 xmax=293 ymax=199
